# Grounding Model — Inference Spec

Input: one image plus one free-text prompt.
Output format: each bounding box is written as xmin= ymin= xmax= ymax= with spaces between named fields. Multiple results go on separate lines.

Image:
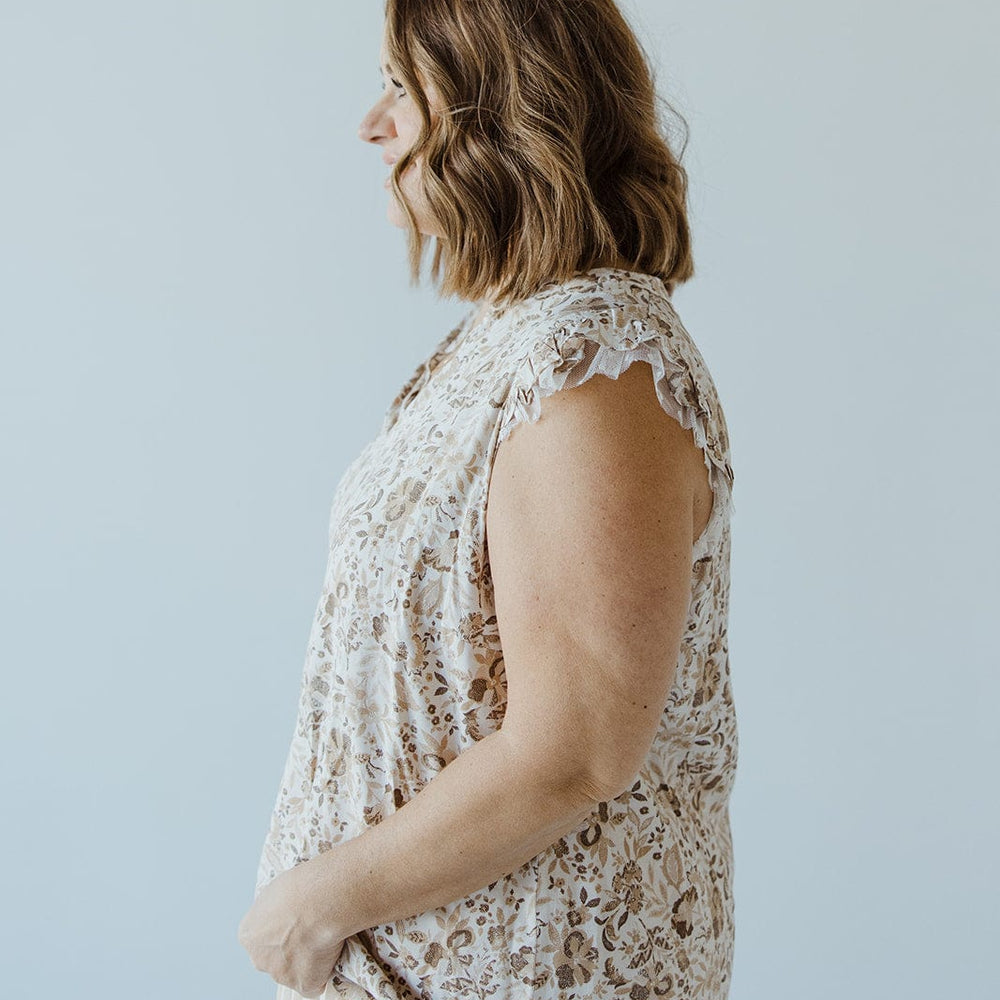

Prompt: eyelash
xmin=388 ymin=77 xmax=406 ymax=98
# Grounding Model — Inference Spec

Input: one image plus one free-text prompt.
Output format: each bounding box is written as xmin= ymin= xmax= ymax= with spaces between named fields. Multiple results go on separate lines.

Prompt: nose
xmin=358 ymin=94 xmax=395 ymax=144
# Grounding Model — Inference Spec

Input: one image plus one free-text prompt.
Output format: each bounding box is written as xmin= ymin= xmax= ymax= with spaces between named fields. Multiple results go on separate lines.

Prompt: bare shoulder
xmin=489 ymin=359 xmax=713 ymax=551
xmin=485 ymin=358 xmax=712 ymax=801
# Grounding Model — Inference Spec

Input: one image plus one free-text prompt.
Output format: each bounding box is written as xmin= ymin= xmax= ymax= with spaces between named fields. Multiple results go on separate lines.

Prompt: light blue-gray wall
xmin=1 ymin=2 xmax=996 ymax=997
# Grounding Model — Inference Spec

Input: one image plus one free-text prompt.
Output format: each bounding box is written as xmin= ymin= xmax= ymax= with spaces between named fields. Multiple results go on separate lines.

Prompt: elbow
xmin=500 ymin=728 xmax=635 ymax=807
xmin=571 ymin=724 xmax=658 ymax=803
xmin=582 ymin=759 xmax=644 ymax=804
xmin=533 ymin=742 xmax=646 ymax=805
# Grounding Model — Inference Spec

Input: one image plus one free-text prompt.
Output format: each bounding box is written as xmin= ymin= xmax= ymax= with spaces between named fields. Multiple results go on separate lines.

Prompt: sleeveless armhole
xmin=495 ymin=313 xmax=736 ymax=559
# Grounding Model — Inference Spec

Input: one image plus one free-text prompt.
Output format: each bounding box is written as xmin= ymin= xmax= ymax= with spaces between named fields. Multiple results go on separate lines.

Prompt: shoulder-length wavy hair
xmin=383 ymin=0 xmax=695 ymax=306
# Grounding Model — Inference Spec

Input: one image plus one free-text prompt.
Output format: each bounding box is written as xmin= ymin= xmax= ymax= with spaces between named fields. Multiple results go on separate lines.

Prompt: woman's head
xmin=359 ymin=0 xmax=695 ymax=305
xmin=359 ymin=30 xmax=451 ymax=242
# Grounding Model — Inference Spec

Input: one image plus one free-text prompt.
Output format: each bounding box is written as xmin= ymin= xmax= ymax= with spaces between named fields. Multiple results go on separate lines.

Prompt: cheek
xmin=401 ymin=103 xmax=429 ymax=141
xmin=399 ymin=126 xmax=422 ymax=152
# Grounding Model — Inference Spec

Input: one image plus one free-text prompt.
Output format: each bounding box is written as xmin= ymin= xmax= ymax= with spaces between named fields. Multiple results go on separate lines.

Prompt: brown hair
xmin=383 ymin=0 xmax=695 ymax=305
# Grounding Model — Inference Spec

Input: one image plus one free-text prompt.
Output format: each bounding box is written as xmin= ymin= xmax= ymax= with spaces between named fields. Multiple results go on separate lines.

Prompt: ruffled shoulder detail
xmin=495 ymin=269 xmax=736 ymax=535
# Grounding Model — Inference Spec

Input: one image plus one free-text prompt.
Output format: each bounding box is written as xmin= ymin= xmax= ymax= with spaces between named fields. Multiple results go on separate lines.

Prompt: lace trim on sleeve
xmin=496 ymin=314 xmax=736 ymax=544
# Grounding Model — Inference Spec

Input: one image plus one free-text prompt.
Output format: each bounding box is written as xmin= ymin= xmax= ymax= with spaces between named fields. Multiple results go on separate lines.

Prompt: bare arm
xmin=314 ymin=728 xmax=601 ymax=938
xmin=310 ymin=359 xmax=703 ymax=938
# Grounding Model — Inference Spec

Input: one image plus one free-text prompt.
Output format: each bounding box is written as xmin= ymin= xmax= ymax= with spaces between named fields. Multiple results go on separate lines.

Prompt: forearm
xmin=312 ymin=729 xmax=604 ymax=938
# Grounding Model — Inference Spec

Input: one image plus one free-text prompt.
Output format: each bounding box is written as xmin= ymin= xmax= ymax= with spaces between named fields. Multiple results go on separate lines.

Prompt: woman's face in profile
xmin=358 ymin=31 xmax=444 ymax=238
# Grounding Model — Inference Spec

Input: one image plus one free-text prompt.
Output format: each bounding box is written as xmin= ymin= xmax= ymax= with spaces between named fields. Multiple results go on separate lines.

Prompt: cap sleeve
xmin=495 ymin=307 xmax=736 ymax=522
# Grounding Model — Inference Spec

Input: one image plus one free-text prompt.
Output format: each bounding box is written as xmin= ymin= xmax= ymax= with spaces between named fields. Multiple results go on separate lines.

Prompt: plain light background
xmin=1 ymin=1 xmax=997 ymax=997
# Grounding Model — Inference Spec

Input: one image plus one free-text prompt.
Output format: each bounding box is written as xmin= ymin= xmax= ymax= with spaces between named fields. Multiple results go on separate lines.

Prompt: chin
xmin=386 ymin=204 xmax=406 ymax=229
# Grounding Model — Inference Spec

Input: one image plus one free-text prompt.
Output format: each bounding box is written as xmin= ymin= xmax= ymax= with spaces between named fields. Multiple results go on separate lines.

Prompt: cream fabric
xmin=256 ymin=267 xmax=738 ymax=999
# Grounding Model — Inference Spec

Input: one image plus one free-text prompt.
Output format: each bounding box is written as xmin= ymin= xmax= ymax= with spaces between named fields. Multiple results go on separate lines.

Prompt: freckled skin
xmin=487 ymin=358 xmax=713 ymax=796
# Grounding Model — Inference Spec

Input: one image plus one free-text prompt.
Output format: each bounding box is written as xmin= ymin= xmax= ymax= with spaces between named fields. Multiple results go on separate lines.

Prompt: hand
xmin=238 ymin=857 xmax=349 ymax=998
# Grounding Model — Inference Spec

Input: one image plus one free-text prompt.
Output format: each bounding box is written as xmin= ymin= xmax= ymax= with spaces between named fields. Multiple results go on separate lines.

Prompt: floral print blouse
xmin=256 ymin=267 xmax=738 ymax=999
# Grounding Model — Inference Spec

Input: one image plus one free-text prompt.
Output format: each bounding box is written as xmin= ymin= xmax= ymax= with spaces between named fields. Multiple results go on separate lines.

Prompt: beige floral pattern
xmin=256 ymin=267 xmax=738 ymax=999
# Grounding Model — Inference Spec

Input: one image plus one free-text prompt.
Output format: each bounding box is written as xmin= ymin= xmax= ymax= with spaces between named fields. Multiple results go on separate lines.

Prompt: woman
xmin=238 ymin=1 xmax=737 ymax=997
